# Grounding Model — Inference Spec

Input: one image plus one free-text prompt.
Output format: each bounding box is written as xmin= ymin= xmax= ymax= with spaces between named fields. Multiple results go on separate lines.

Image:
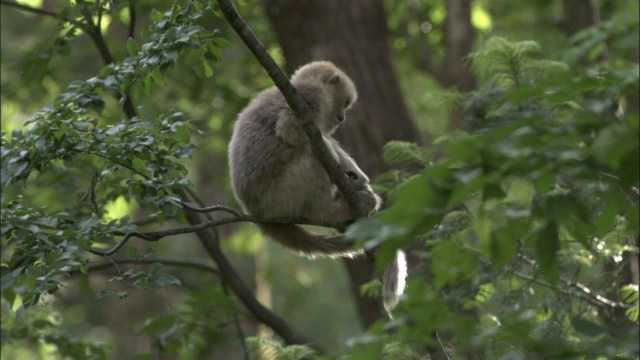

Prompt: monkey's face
xmin=324 ymin=74 xmax=357 ymax=134
xmin=291 ymin=61 xmax=358 ymax=134
xmin=322 ymin=101 xmax=349 ymax=134
xmin=322 ymin=110 xmax=345 ymax=135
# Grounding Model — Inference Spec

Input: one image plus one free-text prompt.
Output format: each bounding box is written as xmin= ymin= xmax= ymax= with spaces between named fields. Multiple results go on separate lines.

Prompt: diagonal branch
xmin=216 ymin=0 xmax=368 ymax=218
xmin=175 ymin=188 xmax=322 ymax=351
xmin=128 ymin=1 xmax=136 ymax=40
xmin=0 ymin=0 xmax=58 ymax=17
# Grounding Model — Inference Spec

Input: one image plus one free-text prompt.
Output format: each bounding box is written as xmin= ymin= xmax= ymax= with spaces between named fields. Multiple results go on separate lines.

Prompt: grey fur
xmin=229 ymin=61 xmax=381 ymax=258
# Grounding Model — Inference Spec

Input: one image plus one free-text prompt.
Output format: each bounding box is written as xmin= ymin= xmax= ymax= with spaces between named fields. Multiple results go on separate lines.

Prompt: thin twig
xmin=85 ymin=151 xmax=149 ymax=179
xmin=88 ymin=214 xmax=350 ymax=257
xmin=84 ymin=171 xmax=103 ymax=217
xmin=435 ymin=332 xmax=452 ymax=360
xmin=87 ymin=233 xmax=136 ymax=256
xmin=517 ymin=253 xmax=629 ymax=308
xmin=1 ymin=0 xmax=61 ymax=18
xmin=180 ymin=201 xmax=242 ymax=216
xmin=511 ymin=261 xmax=630 ymax=310
xmin=84 ymin=258 xmax=220 ymax=276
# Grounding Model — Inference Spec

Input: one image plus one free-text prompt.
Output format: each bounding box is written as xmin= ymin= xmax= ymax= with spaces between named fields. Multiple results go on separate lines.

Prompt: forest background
xmin=1 ymin=0 xmax=638 ymax=359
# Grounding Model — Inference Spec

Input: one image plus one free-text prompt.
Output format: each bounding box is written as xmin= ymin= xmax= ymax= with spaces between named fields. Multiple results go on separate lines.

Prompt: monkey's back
xmin=229 ymin=86 xmax=332 ymax=219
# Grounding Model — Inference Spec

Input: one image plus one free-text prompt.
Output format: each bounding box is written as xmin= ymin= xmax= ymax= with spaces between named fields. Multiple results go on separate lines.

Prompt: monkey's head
xmin=291 ymin=61 xmax=358 ymax=134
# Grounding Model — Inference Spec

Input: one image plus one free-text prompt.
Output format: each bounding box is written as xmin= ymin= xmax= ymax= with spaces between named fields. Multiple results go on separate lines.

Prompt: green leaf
xmin=154 ymin=273 xmax=181 ymax=287
xmin=202 ymin=62 xmax=214 ymax=78
xmin=138 ymin=105 xmax=157 ymax=122
xmin=532 ymin=222 xmax=559 ymax=279
xmin=212 ymin=36 xmax=231 ymax=48
xmin=482 ymin=182 xmax=507 ymax=201
xmin=382 ymin=140 xmax=430 ymax=167
xmin=346 ymin=218 xmax=407 ymax=272
xmin=379 ymin=169 xmax=449 ymax=237
xmin=542 ymin=194 xmax=592 ymax=248
xmin=127 ymin=246 xmax=142 ymax=260
xmin=78 ymin=217 xmax=100 ymax=230
xmin=570 ymin=317 xmax=606 ymax=337
xmin=489 ymin=221 xmax=523 ymax=269
xmin=448 ymin=168 xmax=489 ymax=205
xmin=148 ymin=262 xmax=162 ymax=274
xmin=592 ymin=125 xmax=638 ymax=169
xmin=620 ymin=285 xmax=639 ymax=304
xmin=175 ymin=124 xmax=191 ymax=144
xmin=359 ymin=279 xmax=382 ymax=298
xmin=150 ymin=69 xmax=167 ymax=86
xmin=431 ymin=242 xmax=478 ymax=289
xmin=132 ymin=157 xmax=146 ymax=174
xmin=126 ymin=37 xmax=139 ymax=56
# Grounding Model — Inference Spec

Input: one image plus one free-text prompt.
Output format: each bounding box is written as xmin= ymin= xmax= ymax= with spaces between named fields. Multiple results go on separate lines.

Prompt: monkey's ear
xmin=327 ymin=74 xmax=341 ymax=85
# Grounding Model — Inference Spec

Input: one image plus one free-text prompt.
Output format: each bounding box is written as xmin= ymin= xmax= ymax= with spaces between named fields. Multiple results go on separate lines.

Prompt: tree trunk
xmin=444 ymin=0 xmax=476 ymax=93
xmin=444 ymin=0 xmax=477 ymax=130
xmin=561 ymin=0 xmax=600 ymax=36
xmin=262 ymin=0 xmax=421 ymax=327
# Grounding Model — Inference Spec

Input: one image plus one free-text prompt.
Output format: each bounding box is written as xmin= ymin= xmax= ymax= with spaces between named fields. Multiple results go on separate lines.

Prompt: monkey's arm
xmin=275 ymin=113 xmax=307 ymax=147
xmin=323 ymin=136 xmax=369 ymax=188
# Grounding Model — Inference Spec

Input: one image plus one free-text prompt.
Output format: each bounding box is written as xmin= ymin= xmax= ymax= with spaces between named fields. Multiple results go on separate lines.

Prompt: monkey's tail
xmin=257 ymin=223 xmax=363 ymax=259
xmin=383 ymin=250 xmax=408 ymax=316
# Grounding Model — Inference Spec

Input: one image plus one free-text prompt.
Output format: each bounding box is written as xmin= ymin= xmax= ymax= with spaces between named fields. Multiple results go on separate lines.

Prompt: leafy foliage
xmin=2 ymin=1 xmax=226 ymax=357
xmin=245 ymin=337 xmax=318 ymax=360
xmin=348 ymin=34 xmax=639 ymax=357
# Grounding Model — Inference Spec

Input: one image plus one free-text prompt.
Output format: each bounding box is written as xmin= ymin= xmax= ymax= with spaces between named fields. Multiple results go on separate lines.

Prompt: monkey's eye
xmin=344 ymin=99 xmax=351 ymax=108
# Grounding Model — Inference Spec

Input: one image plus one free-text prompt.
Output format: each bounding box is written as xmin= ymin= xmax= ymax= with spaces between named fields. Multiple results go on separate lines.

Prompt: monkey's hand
xmin=346 ymin=170 xmax=368 ymax=189
xmin=344 ymin=161 xmax=371 ymax=190
xmin=357 ymin=185 xmax=382 ymax=215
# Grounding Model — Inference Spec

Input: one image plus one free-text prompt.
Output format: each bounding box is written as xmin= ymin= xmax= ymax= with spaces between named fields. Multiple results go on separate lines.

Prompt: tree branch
xmin=77 ymin=5 xmax=137 ymax=119
xmin=85 ymin=258 xmax=220 ymax=276
xmin=179 ymin=201 xmax=242 ymax=216
xmin=81 ymin=171 xmax=103 ymax=217
xmin=216 ymin=0 xmax=368 ymax=218
xmin=516 ymin=253 xmax=630 ymax=309
xmin=175 ymin=188 xmax=252 ymax=359
xmin=1 ymin=0 xmax=137 ymax=119
xmin=87 ymin=212 xmax=350 ymax=257
xmin=0 ymin=0 xmax=59 ymax=18
xmin=84 ymin=189 xmax=324 ymax=350
xmin=128 ymin=1 xmax=136 ymax=40
xmin=511 ymin=270 xmax=630 ymax=309
xmin=175 ymin=188 xmax=322 ymax=351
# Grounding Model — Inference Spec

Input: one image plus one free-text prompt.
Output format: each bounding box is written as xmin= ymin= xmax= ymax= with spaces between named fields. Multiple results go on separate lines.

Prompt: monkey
xmin=228 ymin=61 xmax=405 ymax=312
xmin=229 ymin=61 xmax=379 ymax=256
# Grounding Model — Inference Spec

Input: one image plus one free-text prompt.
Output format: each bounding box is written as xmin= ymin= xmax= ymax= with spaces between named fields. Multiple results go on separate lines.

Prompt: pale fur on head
xmin=290 ymin=61 xmax=358 ymax=134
